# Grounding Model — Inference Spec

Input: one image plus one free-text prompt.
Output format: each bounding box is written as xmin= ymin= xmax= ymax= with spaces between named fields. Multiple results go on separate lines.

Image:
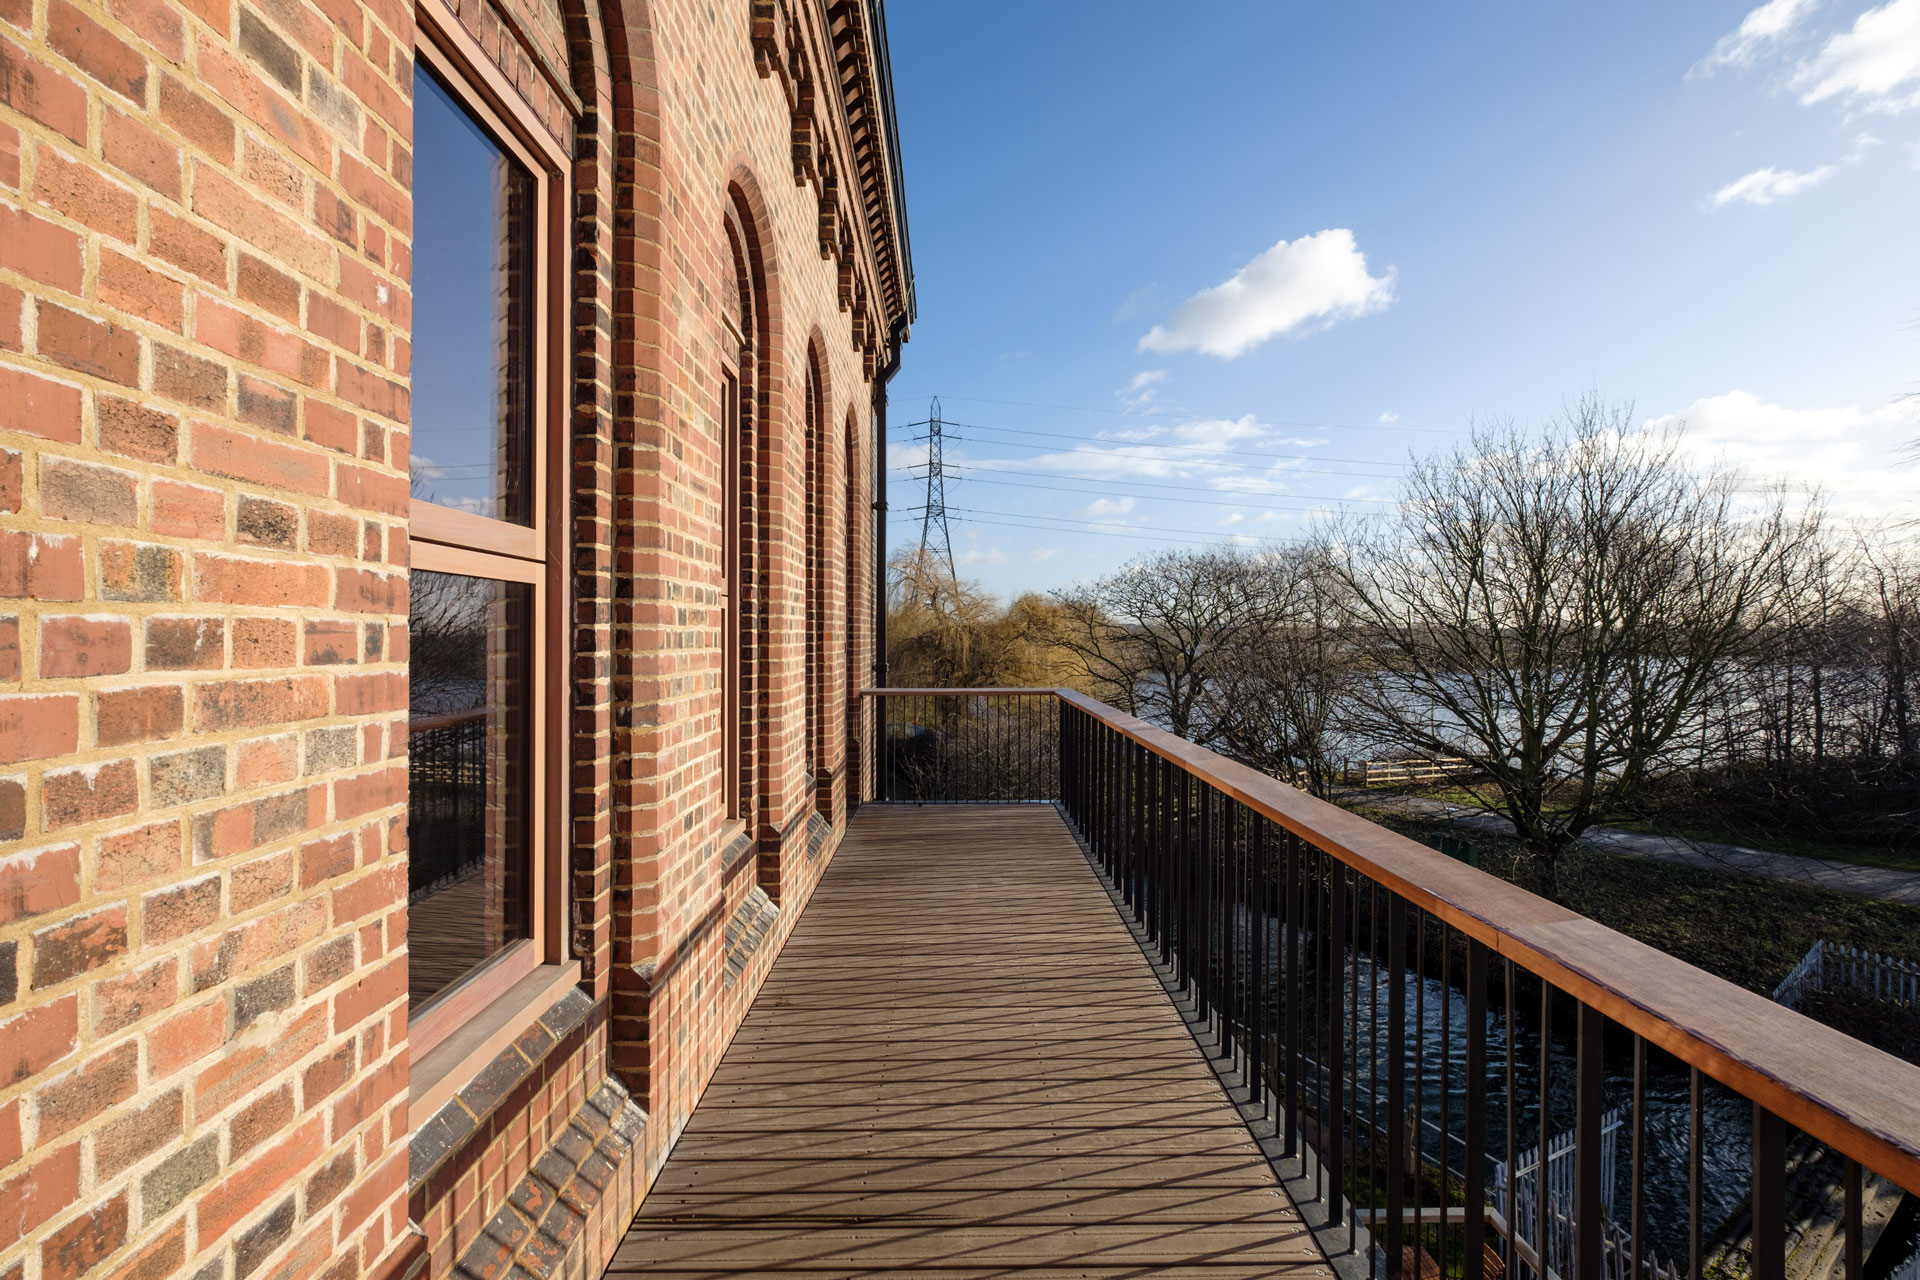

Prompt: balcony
xmin=611 ymin=690 xmax=1920 ymax=1280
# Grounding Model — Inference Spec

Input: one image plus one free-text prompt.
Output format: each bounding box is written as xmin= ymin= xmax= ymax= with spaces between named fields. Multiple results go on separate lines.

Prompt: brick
xmin=229 ymin=846 xmax=291 ymax=908
xmin=97 ymin=684 xmax=185 ymax=746
xmin=0 ymin=36 xmax=88 ymax=147
xmin=101 ymin=1221 xmax=185 ymax=1280
xmin=334 ymin=462 xmax=405 ymax=516
xmin=149 ymin=744 xmax=224 ymax=806
xmin=98 ymin=820 xmax=181 ymax=891
xmin=145 ymin=616 xmax=222 ymax=670
xmin=0 ymin=1143 xmax=78 ymax=1249
xmin=0 ymin=451 xmax=15 ymax=512
xmin=298 ymin=832 xmax=353 ymax=888
xmin=0 ymin=693 xmax=80 ymax=763
xmin=232 ymin=963 xmax=294 ymax=1031
xmin=329 ymin=952 xmax=402 ymax=1031
xmin=190 ymin=421 xmax=329 ymax=494
xmin=104 ymin=0 xmax=185 ymax=62
xmin=150 ymin=480 xmax=224 ymax=539
xmin=98 ymin=396 xmax=180 ymax=463
xmin=194 ymin=675 xmax=328 ymax=732
xmin=306 ymin=509 xmax=358 ymax=557
xmin=0 ymin=615 xmax=13 ymax=680
xmin=0 ymin=364 xmax=83 ymax=443
xmin=0 ymin=842 xmax=80 ymax=925
xmin=237 ymin=254 xmax=301 ymax=322
xmin=146 ymin=1002 xmax=224 ymax=1081
xmin=47 ymin=0 xmax=146 ymax=101
xmin=0 ymin=777 xmax=22 ymax=841
xmin=335 ymin=359 xmax=405 ymax=419
xmin=144 ymin=873 xmax=219 ymax=944
xmin=238 ymin=9 xmax=299 ymax=92
xmin=333 ymin=567 xmax=402 ymax=613
xmin=32 ymin=146 xmax=139 ymax=244
xmin=94 ymin=955 xmax=178 ymax=1035
xmin=335 ymin=670 xmax=401 ymax=714
xmin=99 ymin=249 xmax=186 ymax=331
xmin=237 ymin=494 xmax=298 ymax=547
xmin=233 ymin=1197 xmax=296 ymax=1278
xmin=149 ymin=205 xmax=227 ymax=283
xmin=0 ymin=122 xmax=16 ymax=187
xmin=101 ymin=108 xmax=184 ymax=201
xmin=40 ymin=458 xmax=139 ymax=527
xmin=138 ymin=1133 xmax=215 ymax=1221
xmin=99 ymin=541 xmax=182 ymax=602
xmin=34 ymin=1040 xmax=136 ymax=1141
xmin=301 ymin=726 xmax=354 ymax=774
xmin=330 ymin=762 xmax=399 ymax=820
xmin=235 ymin=734 xmax=298 ymax=789
xmin=152 ymin=342 xmax=228 ymax=410
xmin=0 ymin=281 xmax=18 ymax=350
xmin=36 ymin=302 xmax=141 ymax=387
xmin=39 ymin=614 xmax=133 ymax=677
xmin=0 ymin=994 xmax=77 ymax=1085
xmin=232 ymin=616 xmax=297 ymax=668
xmin=194 ymin=298 xmax=329 ymax=387
xmin=32 ymin=905 xmax=129 ymax=986
xmin=196 ymin=553 xmax=330 ymax=607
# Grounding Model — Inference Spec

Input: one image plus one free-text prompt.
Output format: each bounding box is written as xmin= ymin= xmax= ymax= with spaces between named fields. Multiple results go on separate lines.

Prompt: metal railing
xmin=861 ymin=688 xmax=1920 ymax=1280
xmin=407 ymin=709 xmax=487 ymax=896
xmin=869 ymin=688 xmax=1058 ymax=803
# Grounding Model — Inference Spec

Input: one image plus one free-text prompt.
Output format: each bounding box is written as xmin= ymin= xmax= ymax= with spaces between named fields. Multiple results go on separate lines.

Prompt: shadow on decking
xmin=605 ymin=804 xmax=1329 ymax=1278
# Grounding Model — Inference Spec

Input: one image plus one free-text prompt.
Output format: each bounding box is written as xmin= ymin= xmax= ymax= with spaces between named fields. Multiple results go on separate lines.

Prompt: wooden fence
xmin=1773 ymin=940 xmax=1920 ymax=1011
xmin=1343 ymin=757 xmax=1478 ymax=786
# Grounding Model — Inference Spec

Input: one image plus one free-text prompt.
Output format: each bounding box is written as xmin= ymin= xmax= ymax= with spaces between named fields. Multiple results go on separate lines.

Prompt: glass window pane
xmin=410 ymin=65 xmax=535 ymax=525
xmin=407 ymin=569 xmax=532 ymax=1011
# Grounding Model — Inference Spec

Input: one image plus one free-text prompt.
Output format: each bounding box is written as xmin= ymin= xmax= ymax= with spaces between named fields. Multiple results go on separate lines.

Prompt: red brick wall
xmin=0 ymin=0 xmax=906 ymax=1273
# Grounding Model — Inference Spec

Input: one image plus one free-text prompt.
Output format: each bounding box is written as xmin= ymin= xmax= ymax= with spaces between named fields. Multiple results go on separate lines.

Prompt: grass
xmin=1352 ymin=805 xmax=1920 ymax=995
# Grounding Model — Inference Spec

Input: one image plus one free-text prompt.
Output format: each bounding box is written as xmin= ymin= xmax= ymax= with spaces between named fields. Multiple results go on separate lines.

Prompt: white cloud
xmin=1080 ymin=496 xmax=1136 ymax=517
xmin=1120 ymin=368 xmax=1167 ymax=410
xmin=1793 ymin=0 xmax=1920 ymax=112
xmin=1694 ymin=0 xmax=1820 ymax=75
xmin=1377 ymin=410 xmax=1399 ymax=424
xmin=1139 ymin=229 xmax=1396 ymax=359
xmin=1217 ymin=511 xmax=1245 ymax=527
xmin=1709 ymin=162 xmax=1838 ymax=205
xmin=1646 ymin=389 xmax=1920 ymax=511
xmin=1027 ymin=547 xmax=1059 ymax=562
xmin=955 ymin=546 xmax=1008 ymax=567
xmin=1707 ymin=133 xmax=1877 ymax=207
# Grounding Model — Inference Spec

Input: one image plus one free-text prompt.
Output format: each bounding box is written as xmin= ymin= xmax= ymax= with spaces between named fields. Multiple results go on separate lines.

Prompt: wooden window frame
xmin=404 ymin=19 xmax=573 ymax=1091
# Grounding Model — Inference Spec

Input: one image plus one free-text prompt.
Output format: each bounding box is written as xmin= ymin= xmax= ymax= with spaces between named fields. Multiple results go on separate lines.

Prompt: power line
xmin=914 ymin=397 xmax=958 ymax=598
xmin=887 ymin=462 xmax=1403 ymax=505
xmin=902 ymin=392 xmax=1466 ymax=435
xmin=923 ymin=419 xmax=1413 ymax=470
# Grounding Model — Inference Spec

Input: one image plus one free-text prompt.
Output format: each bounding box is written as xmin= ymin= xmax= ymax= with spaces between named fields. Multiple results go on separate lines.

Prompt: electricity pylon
xmin=915 ymin=396 xmax=958 ymax=600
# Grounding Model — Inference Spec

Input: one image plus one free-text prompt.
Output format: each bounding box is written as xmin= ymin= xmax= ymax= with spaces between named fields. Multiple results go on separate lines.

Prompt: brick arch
xmin=843 ymin=403 xmax=866 ymax=805
xmin=801 ymin=333 xmax=831 ymax=817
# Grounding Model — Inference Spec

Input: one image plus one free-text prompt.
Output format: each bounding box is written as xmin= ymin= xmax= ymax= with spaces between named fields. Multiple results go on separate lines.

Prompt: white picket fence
xmin=1772 ymin=940 xmax=1920 ymax=1011
xmin=1488 ymin=1110 xmax=1683 ymax=1280
xmin=1343 ymin=757 xmax=1478 ymax=786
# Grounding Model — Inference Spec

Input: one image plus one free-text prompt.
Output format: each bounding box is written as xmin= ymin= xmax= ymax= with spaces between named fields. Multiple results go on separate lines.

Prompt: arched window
xmin=722 ymin=199 xmax=765 ymax=827
xmin=803 ymin=348 xmax=826 ymax=808
xmin=844 ymin=411 xmax=863 ymax=805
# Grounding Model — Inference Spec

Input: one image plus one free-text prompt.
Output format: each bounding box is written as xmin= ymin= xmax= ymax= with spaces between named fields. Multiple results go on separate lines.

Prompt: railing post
xmin=1752 ymin=1105 xmax=1787 ymax=1280
xmin=1385 ymin=894 xmax=1406 ymax=1277
xmin=1465 ymin=937 xmax=1489 ymax=1280
xmin=1577 ymin=1003 xmax=1604 ymax=1280
xmin=1327 ymin=857 xmax=1345 ymax=1230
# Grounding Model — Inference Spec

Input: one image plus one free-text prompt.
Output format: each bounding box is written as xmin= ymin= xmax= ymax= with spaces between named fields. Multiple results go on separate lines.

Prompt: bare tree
xmin=1044 ymin=547 xmax=1274 ymax=741
xmin=1207 ymin=542 xmax=1357 ymax=798
xmin=1332 ymin=397 xmax=1800 ymax=900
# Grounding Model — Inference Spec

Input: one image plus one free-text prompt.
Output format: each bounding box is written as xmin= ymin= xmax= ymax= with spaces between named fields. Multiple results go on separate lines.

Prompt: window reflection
xmin=407 ymin=569 xmax=531 ymax=1010
xmin=410 ymin=65 xmax=534 ymax=525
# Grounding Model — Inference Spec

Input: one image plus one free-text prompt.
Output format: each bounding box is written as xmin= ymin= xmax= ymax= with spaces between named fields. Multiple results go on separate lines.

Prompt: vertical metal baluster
xmin=1752 ymin=1106 xmax=1786 ymax=1280
xmin=1689 ymin=1068 xmax=1703 ymax=1280
xmin=1630 ymin=1038 xmax=1646 ymax=1280
xmin=1844 ymin=1158 xmax=1863 ymax=1280
xmin=1368 ymin=880 xmax=1381 ymax=1236
xmin=1256 ymin=817 xmax=1269 ymax=1122
xmin=1441 ymin=924 xmax=1453 ymax=1269
xmin=1285 ymin=831 xmax=1302 ymax=1159
xmin=1576 ymin=1005 xmax=1602 ymax=1280
xmin=1537 ymin=982 xmax=1551 ymax=1280
xmin=1412 ymin=912 xmax=1425 ymax=1263
xmin=1386 ymin=896 xmax=1407 ymax=1280
xmin=1464 ymin=938 xmax=1488 ymax=1280
xmin=1329 ymin=858 xmax=1347 ymax=1235
xmin=1318 ymin=849 xmax=1331 ymax=1208
xmin=1504 ymin=959 xmax=1516 ymax=1280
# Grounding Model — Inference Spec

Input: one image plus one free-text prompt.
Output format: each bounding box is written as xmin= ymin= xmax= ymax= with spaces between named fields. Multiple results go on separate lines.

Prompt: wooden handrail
xmin=861 ymin=686 xmax=1920 ymax=1194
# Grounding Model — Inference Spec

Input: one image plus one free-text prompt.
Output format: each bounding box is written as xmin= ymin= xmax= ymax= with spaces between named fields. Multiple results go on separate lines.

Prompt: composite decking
xmin=606 ymin=804 xmax=1327 ymax=1278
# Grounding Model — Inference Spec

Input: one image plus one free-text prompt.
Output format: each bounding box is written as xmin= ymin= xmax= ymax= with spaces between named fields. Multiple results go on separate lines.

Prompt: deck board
xmin=607 ymin=805 xmax=1326 ymax=1278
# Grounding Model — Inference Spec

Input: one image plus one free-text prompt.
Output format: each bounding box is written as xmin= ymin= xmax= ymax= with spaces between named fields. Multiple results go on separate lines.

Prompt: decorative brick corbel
xmin=750 ymin=0 xmax=779 ymax=77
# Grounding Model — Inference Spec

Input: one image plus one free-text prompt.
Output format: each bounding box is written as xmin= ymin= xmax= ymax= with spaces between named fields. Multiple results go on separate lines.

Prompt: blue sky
xmin=883 ymin=1 xmax=1920 ymax=598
